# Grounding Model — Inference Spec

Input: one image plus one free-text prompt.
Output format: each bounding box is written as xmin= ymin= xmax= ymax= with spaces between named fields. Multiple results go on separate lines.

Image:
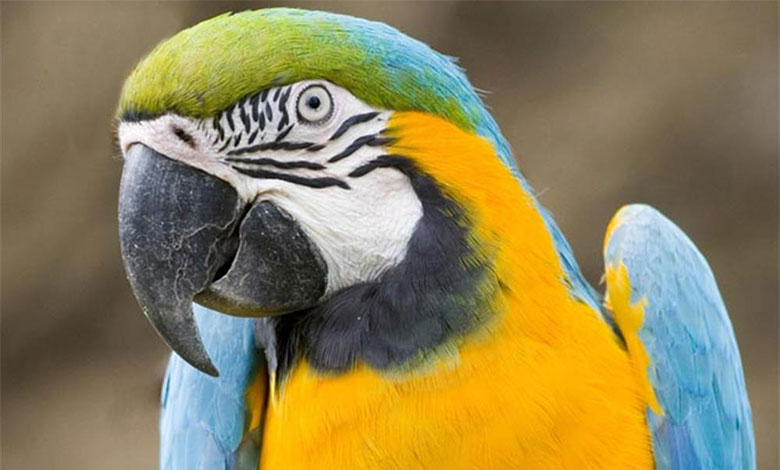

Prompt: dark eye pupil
xmin=307 ymin=96 xmax=321 ymax=109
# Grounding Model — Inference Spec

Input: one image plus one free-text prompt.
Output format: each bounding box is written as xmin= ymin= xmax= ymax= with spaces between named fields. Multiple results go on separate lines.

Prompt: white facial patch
xmin=118 ymin=80 xmax=423 ymax=296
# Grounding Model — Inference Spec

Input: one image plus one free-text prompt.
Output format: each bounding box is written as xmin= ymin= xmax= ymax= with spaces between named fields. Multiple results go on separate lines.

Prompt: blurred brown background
xmin=2 ymin=1 xmax=777 ymax=469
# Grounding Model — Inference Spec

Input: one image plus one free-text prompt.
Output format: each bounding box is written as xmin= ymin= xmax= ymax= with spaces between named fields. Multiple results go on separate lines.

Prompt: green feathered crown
xmin=118 ymin=8 xmax=501 ymax=142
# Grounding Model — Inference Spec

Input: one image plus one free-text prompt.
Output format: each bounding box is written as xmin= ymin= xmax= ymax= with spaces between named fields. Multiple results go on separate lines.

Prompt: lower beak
xmin=118 ymin=144 xmax=327 ymax=376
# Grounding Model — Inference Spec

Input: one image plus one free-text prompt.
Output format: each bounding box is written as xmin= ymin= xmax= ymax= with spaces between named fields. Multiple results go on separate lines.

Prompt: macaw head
xmin=118 ymin=9 xmax=585 ymax=377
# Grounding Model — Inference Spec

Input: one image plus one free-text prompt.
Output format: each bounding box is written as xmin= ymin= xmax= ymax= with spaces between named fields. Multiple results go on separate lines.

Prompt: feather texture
xmin=604 ymin=204 xmax=755 ymax=469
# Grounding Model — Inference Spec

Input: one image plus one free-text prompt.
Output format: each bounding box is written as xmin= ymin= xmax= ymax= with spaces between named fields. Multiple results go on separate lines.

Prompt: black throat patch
xmin=255 ymin=157 xmax=499 ymax=384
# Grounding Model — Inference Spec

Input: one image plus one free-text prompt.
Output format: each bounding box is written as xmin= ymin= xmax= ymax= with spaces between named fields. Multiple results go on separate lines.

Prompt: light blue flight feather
xmin=604 ymin=204 xmax=755 ymax=469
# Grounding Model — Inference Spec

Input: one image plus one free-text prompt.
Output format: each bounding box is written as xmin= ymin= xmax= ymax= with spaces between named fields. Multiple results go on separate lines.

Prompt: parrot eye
xmin=296 ymin=84 xmax=334 ymax=125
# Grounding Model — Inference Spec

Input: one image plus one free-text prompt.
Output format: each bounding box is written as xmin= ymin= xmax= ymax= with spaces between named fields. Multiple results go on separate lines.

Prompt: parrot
xmin=115 ymin=8 xmax=755 ymax=470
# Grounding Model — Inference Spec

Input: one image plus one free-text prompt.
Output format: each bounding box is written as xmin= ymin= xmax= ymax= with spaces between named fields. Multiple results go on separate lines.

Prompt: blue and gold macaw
xmin=116 ymin=9 xmax=755 ymax=470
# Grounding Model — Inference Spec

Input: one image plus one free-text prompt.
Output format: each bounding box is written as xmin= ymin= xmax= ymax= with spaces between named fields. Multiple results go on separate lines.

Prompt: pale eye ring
xmin=296 ymin=84 xmax=334 ymax=124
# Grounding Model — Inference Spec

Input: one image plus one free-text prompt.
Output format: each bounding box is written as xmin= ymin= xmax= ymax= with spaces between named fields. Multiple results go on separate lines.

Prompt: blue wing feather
xmin=604 ymin=204 xmax=755 ymax=470
xmin=160 ymin=304 xmax=259 ymax=470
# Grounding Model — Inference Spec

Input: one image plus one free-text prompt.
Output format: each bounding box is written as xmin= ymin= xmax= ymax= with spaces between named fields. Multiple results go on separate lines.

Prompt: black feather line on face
xmin=239 ymin=102 xmax=251 ymax=133
xmin=330 ymin=112 xmax=379 ymax=141
xmin=277 ymin=113 xmax=290 ymax=132
xmin=227 ymin=140 xmax=315 ymax=156
xmin=348 ymin=154 xmax=408 ymax=178
xmin=225 ymin=157 xmax=325 ymax=171
xmin=225 ymin=104 xmax=235 ymax=132
xmin=233 ymin=166 xmax=350 ymax=190
xmin=212 ymin=116 xmax=225 ymax=141
xmin=328 ymin=134 xmax=396 ymax=163
xmin=258 ymin=111 xmax=266 ymax=131
xmin=275 ymin=125 xmax=293 ymax=142
xmin=278 ymin=87 xmax=291 ymax=114
xmin=217 ymin=138 xmax=231 ymax=153
xmin=250 ymin=94 xmax=260 ymax=122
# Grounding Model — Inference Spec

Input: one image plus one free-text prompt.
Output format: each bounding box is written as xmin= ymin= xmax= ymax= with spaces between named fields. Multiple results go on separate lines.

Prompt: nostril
xmin=172 ymin=125 xmax=196 ymax=148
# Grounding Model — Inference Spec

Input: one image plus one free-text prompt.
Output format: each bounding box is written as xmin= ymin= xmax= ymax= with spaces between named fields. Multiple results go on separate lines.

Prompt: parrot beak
xmin=118 ymin=144 xmax=327 ymax=376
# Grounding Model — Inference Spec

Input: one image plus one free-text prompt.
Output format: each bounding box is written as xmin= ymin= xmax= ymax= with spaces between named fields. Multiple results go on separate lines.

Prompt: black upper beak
xmin=119 ymin=145 xmax=243 ymax=376
xmin=118 ymin=144 xmax=327 ymax=376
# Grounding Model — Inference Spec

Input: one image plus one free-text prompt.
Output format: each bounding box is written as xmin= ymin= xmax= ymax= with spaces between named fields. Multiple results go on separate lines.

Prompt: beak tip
xmin=148 ymin=309 xmax=222 ymax=378
xmin=192 ymin=358 xmax=220 ymax=378
xmin=159 ymin=326 xmax=221 ymax=377
xmin=169 ymin=346 xmax=220 ymax=377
